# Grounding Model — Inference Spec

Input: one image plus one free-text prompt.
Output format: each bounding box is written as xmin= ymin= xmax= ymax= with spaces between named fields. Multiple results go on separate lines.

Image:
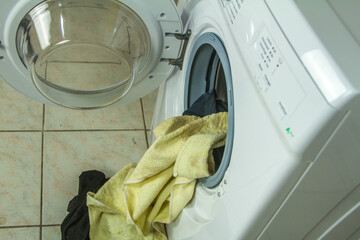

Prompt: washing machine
xmin=157 ymin=0 xmax=360 ymax=239
xmin=0 ymin=0 xmax=360 ymax=239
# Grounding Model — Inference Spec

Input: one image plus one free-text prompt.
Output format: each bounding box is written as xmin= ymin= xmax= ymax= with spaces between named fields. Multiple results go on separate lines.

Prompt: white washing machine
xmin=0 ymin=0 xmax=360 ymax=239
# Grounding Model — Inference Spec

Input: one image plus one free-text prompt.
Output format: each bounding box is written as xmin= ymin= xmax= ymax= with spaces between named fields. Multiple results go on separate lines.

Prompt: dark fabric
xmin=183 ymin=91 xmax=217 ymax=117
xmin=216 ymin=99 xmax=228 ymax=113
xmin=61 ymin=170 xmax=108 ymax=240
xmin=183 ymin=90 xmax=227 ymax=117
xmin=213 ymin=146 xmax=225 ymax=171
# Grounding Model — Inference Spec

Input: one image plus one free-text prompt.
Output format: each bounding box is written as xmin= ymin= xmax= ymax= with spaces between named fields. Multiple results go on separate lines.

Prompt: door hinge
xmin=162 ymin=29 xmax=191 ymax=70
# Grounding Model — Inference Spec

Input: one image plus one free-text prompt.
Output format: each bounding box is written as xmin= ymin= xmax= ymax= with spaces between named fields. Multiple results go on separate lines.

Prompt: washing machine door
xmin=0 ymin=0 xmax=183 ymax=109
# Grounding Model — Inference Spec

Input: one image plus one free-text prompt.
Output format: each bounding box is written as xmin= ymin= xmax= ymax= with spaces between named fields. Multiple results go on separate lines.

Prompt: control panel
xmin=219 ymin=0 xmax=310 ymax=142
xmin=253 ymin=29 xmax=305 ymax=122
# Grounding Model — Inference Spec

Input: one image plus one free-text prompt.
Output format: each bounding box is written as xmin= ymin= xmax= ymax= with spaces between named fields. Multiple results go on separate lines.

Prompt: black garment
xmin=61 ymin=170 xmax=108 ymax=240
xmin=183 ymin=90 xmax=227 ymax=117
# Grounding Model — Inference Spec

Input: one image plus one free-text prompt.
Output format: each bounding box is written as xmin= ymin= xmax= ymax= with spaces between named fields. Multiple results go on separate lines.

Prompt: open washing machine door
xmin=0 ymin=0 xmax=187 ymax=109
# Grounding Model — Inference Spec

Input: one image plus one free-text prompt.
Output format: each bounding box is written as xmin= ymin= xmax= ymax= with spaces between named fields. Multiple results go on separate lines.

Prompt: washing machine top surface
xmin=0 ymin=0 xmax=184 ymax=109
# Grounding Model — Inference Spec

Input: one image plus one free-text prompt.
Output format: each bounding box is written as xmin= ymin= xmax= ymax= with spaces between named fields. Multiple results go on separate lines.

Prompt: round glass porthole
xmin=16 ymin=0 xmax=151 ymax=109
xmin=184 ymin=33 xmax=234 ymax=188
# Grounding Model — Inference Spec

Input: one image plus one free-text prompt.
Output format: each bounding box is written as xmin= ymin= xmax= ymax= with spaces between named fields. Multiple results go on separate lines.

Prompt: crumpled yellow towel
xmin=87 ymin=112 xmax=228 ymax=240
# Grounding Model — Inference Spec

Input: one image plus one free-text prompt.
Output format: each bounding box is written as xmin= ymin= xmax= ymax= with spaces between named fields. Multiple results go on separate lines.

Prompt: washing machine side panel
xmin=260 ymin=110 xmax=360 ymax=239
xmin=150 ymin=68 xmax=185 ymax=140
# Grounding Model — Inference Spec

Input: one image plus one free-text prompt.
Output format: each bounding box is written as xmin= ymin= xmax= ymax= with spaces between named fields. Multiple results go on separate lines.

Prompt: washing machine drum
xmin=0 ymin=0 xmax=182 ymax=109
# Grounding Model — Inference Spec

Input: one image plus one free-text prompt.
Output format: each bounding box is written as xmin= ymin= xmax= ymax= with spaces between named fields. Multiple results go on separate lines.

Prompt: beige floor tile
xmin=0 ymin=227 xmax=39 ymax=240
xmin=0 ymin=79 xmax=43 ymax=130
xmin=42 ymin=226 xmax=61 ymax=240
xmin=42 ymin=131 xmax=147 ymax=224
xmin=0 ymin=133 xmax=41 ymax=226
xmin=44 ymin=100 xmax=143 ymax=130
xmin=142 ymin=89 xmax=158 ymax=130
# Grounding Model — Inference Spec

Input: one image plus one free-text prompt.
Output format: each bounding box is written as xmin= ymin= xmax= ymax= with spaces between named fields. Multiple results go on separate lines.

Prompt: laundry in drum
xmin=87 ymin=112 xmax=228 ymax=240
xmin=183 ymin=90 xmax=228 ymax=117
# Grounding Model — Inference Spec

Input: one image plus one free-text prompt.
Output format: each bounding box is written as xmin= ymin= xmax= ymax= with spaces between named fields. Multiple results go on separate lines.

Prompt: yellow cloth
xmin=87 ymin=112 xmax=228 ymax=240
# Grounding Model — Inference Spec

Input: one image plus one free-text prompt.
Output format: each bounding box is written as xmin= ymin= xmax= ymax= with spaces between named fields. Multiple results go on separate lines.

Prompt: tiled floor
xmin=0 ymin=78 xmax=157 ymax=239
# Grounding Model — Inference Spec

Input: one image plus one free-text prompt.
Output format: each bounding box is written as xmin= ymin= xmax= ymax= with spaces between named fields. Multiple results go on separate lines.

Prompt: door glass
xmin=17 ymin=0 xmax=151 ymax=109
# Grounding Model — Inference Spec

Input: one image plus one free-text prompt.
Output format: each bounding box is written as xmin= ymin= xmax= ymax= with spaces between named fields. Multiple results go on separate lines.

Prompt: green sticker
xmin=286 ymin=128 xmax=294 ymax=137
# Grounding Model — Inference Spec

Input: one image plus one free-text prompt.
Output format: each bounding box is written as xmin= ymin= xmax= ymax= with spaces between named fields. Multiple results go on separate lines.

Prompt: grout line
xmin=0 ymin=224 xmax=61 ymax=229
xmin=42 ymin=224 xmax=61 ymax=227
xmin=0 ymin=130 xmax=42 ymax=133
xmin=0 ymin=225 xmax=40 ymax=229
xmin=0 ymin=129 xmax=146 ymax=133
xmin=140 ymin=99 xmax=149 ymax=148
xmin=144 ymin=131 xmax=149 ymax=149
xmin=40 ymin=104 xmax=45 ymax=240
xmin=45 ymin=60 xmax=122 ymax=64
xmin=139 ymin=98 xmax=148 ymax=130
xmin=45 ymin=129 xmax=146 ymax=132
